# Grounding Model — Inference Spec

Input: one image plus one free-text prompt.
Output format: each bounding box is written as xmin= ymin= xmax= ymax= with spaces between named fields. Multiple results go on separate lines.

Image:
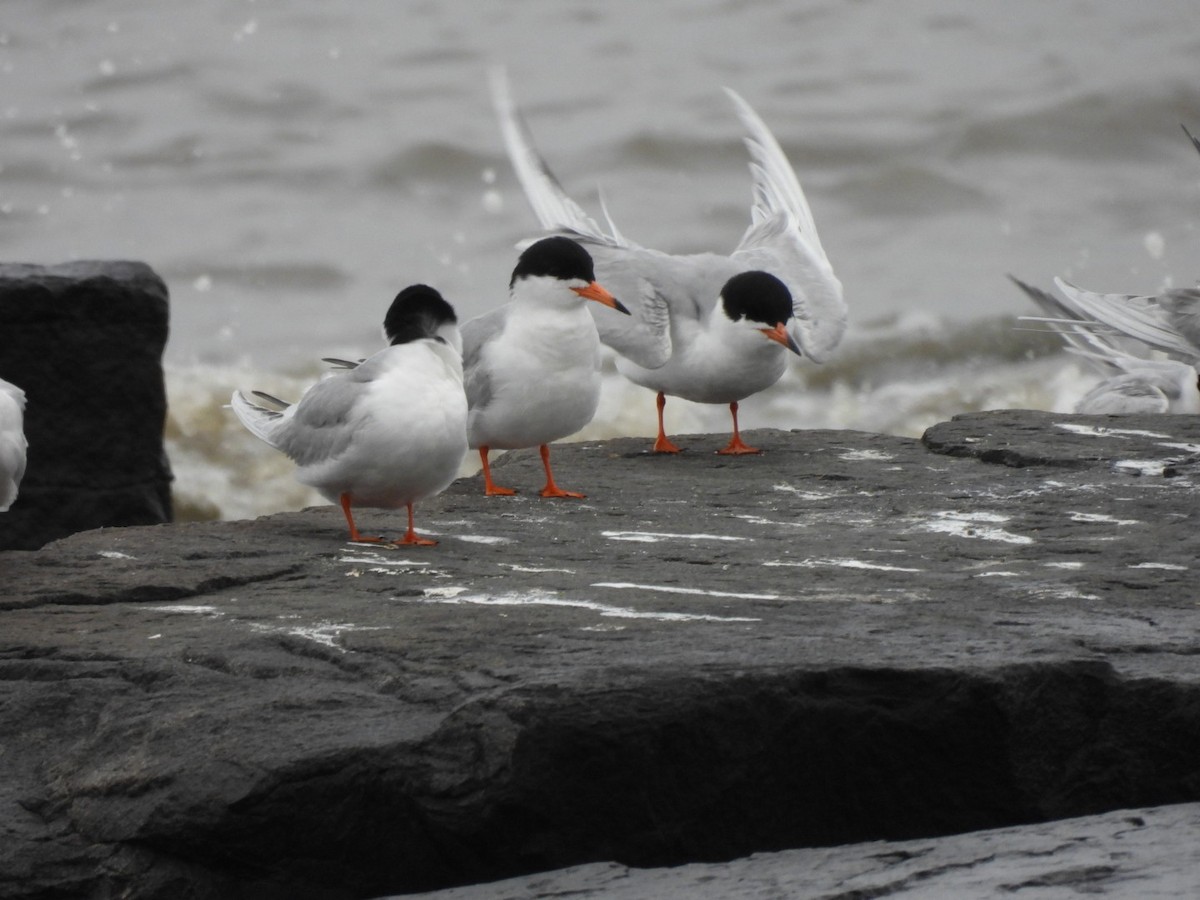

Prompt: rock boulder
xmin=0 ymin=261 xmax=172 ymax=550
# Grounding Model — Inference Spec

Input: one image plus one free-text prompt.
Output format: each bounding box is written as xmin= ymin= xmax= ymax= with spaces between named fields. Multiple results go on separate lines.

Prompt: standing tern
xmin=490 ymin=70 xmax=845 ymax=454
xmin=463 ymin=235 xmax=629 ymax=498
xmin=231 ymin=284 xmax=467 ymax=546
xmin=0 ymin=377 xmax=27 ymax=512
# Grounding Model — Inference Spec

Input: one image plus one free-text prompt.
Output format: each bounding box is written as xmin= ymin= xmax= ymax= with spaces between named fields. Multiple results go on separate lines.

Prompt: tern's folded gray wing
xmin=461 ymin=307 xmax=511 ymax=413
xmin=274 ymin=377 xmax=364 ymax=467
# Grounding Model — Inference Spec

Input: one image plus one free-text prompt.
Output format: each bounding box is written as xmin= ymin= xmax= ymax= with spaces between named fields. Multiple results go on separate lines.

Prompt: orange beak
xmin=572 ymin=281 xmax=630 ymax=315
xmin=760 ymin=322 xmax=802 ymax=357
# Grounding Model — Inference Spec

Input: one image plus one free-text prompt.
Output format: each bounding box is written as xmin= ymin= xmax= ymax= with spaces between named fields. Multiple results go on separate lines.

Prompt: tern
xmin=462 ymin=235 xmax=629 ymax=497
xmin=231 ymin=284 xmax=468 ymax=546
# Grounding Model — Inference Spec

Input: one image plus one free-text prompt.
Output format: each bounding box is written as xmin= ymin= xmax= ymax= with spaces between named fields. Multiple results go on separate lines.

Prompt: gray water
xmin=3 ymin=0 xmax=1198 ymax=366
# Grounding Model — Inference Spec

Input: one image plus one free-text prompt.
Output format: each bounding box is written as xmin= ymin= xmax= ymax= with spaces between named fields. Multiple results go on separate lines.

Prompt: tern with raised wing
xmin=490 ymin=70 xmax=845 ymax=454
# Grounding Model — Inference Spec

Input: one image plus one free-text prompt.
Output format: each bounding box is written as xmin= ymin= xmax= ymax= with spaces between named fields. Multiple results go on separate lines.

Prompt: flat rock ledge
xmin=3 ymin=410 xmax=1200 ymax=900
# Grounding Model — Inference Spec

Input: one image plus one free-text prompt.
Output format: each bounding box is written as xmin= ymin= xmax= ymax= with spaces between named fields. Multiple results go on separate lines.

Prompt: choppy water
xmin=2 ymin=1 xmax=1198 ymax=519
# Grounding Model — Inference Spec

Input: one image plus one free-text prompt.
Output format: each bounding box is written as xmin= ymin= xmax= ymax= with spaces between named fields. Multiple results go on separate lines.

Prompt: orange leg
xmin=652 ymin=391 xmax=682 ymax=454
xmin=539 ymin=444 xmax=585 ymax=499
xmin=479 ymin=446 xmax=517 ymax=496
xmin=392 ymin=503 xmax=437 ymax=547
xmin=716 ymin=401 xmax=761 ymax=455
xmin=340 ymin=493 xmax=386 ymax=544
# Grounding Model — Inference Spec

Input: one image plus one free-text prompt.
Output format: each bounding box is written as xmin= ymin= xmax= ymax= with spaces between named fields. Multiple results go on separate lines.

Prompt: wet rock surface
xmin=0 ymin=261 xmax=172 ymax=551
xmin=398 ymin=803 xmax=1200 ymax=899
xmin=2 ymin=411 xmax=1200 ymax=899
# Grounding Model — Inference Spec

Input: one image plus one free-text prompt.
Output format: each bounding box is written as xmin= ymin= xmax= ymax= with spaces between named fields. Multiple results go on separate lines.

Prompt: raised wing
xmin=726 ymin=89 xmax=846 ymax=362
xmin=1055 ymin=278 xmax=1200 ymax=363
xmin=735 ymin=212 xmax=845 ymax=363
xmin=489 ymin=67 xmax=627 ymax=249
xmin=1183 ymin=124 xmax=1200 ymax=157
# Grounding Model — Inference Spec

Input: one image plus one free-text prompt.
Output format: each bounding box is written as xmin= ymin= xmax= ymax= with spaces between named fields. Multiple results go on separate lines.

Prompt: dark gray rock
xmin=2 ymin=411 xmax=1200 ymax=899
xmin=396 ymin=803 xmax=1200 ymax=899
xmin=0 ymin=261 xmax=172 ymax=551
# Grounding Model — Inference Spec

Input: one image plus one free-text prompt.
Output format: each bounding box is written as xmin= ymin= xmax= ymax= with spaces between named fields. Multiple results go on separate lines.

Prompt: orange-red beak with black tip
xmin=572 ymin=281 xmax=630 ymax=315
xmin=761 ymin=322 xmax=802 ymax=356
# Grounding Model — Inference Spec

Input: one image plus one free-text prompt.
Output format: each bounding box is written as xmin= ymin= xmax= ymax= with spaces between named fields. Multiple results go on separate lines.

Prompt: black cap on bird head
xmin=720 ymin=271 xmax=794 ymax=325
xmin=509 ymin=236 xmax=596 ymax=289
xmin=384 ymin=284 xmax=458 ymax=345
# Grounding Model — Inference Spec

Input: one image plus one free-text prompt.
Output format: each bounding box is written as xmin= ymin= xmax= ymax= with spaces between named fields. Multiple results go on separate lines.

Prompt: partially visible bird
xmin=231 ymin=284 xmax=467 ymax=546
xmin=462 ymin=235 xmax=629 ymax=498
xmin=1183 ymin=124 xmax=1200 ymax=157
xmin=490 ymin=69 xmax=844 ymax=454
xmin=1012 ymin=276 xmax=1200 ymax=415
xmin=1046 ymin=278 xmax=1200 ymax=363
xmin=0 ymin=377 xmax=27 ymax=512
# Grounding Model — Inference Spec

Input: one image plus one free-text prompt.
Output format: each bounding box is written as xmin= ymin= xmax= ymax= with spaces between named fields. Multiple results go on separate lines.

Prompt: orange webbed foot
xmin=392 ymin=533 xmax=438 ymax=547
xmin=716 ymin=437 xmax=761 ymax=455
xmin=652 ymin=435 xmax=683 ymax=454
xmin=541 ymin=485 xmax=586 ymax=499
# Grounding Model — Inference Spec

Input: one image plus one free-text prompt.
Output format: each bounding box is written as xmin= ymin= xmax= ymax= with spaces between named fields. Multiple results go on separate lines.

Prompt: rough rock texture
xmin=2 ymin=411 xmax=1200 ymax=899
xmin=398 ymin=803 xmax=1200 ymax=899
xmin=0 ymin=261 xmax=172 ymax=551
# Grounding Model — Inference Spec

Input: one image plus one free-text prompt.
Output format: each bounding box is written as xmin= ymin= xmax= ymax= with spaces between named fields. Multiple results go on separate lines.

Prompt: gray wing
xmin=1054 ymin=278 xmax=1200 ymax=363
xmin=460 ymin=306 xmax=511 ymax=414
xmin=273 ymin=358 xmax=390 ymax=467
xmin=1183 ymin=124 xmax=1200 ymax=157
xmin=1156 ymin=288 xmax=1200 ymax=353
xmin=490 ymin=67 xmax=630 ymax=250
xmin=1011 ymin=275 xmax=1125 ymax=375
xmin=584 ymin=243 xmax=725 ymax=370
xmin=726 ymin=89 xmax=846 ymax=362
